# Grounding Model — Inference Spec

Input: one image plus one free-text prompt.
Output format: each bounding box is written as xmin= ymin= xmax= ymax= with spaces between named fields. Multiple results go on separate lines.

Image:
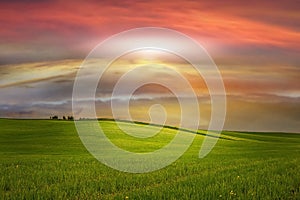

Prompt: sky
xmin=0 ymin=0 xmax=299 ymax=132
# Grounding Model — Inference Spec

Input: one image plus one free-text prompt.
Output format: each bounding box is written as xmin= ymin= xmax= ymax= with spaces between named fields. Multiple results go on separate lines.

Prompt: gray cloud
xmin=0 ymin=59 xmax=299 ymax=133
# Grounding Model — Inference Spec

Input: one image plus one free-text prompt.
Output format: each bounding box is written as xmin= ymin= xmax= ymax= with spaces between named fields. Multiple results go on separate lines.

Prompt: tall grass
xmin=0 ymin=119 xmax=299 ymax=199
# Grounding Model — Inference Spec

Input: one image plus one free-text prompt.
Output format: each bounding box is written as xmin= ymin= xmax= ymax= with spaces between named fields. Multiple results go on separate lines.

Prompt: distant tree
xmin=63 ymin=116 xmax=66 ymax=120
xmin=52 ymin=115 xmax=58 ymax=120
xmin=68 ymin=116 xmax=74 ymax=120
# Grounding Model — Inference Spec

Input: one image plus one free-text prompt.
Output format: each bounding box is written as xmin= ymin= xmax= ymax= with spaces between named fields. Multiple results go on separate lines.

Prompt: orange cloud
xmin=1 ymin=0 xmax=299 ymax=49
xmin=0 ymin=1 xmax=299 ymax=132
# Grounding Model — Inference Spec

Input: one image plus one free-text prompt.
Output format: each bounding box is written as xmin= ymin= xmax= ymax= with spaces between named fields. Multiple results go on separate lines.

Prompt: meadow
xmin=0 ymin=118 xmax=299 ymax=199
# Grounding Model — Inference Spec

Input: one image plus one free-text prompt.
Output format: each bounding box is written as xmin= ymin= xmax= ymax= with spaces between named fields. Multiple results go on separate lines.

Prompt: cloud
xmin=0 ymin=59 xmax=299 ymax=132
xmin=0 ymin=1 xmax=299 ymax=132
xmin=0 ymin=59 xmax=80 ymax=88
xmin=0 ymin=0 xmax=299 ymax=63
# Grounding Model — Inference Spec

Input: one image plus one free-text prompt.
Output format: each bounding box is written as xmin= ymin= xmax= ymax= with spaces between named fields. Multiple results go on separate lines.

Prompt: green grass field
xmin=0 ymin=119 xmax=299 ymax=199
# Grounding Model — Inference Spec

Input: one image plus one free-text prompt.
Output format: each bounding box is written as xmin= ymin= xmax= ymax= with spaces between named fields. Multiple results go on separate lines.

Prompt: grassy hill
xmin=0 ymin=119 xmax=299 ymax=199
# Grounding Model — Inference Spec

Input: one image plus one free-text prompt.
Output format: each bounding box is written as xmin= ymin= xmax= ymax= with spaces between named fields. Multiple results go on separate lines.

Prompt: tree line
xmin=50 ymin=115 xmax=74 ymax=120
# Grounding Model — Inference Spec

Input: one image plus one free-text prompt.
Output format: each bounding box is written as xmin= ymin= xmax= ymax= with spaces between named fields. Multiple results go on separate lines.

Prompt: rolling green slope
xmin=0 ymin=119 xmax=299 ymax=199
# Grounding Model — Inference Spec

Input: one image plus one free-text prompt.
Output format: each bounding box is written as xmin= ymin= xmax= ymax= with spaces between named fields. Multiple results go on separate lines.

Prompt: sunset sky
xmin=0 ymin=0 xmax=299 ymax=132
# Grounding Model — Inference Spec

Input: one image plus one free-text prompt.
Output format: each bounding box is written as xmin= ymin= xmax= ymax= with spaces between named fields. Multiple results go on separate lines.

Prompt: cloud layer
xmin=0 ymin=59 xmax=299 ymax=132
xmin=0 ymin=1 xmax=299 ymax=132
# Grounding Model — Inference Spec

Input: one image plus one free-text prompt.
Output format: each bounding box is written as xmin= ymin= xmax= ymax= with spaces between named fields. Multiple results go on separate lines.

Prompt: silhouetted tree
xmin=68 ymin=116 xmax=74 ymax=120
